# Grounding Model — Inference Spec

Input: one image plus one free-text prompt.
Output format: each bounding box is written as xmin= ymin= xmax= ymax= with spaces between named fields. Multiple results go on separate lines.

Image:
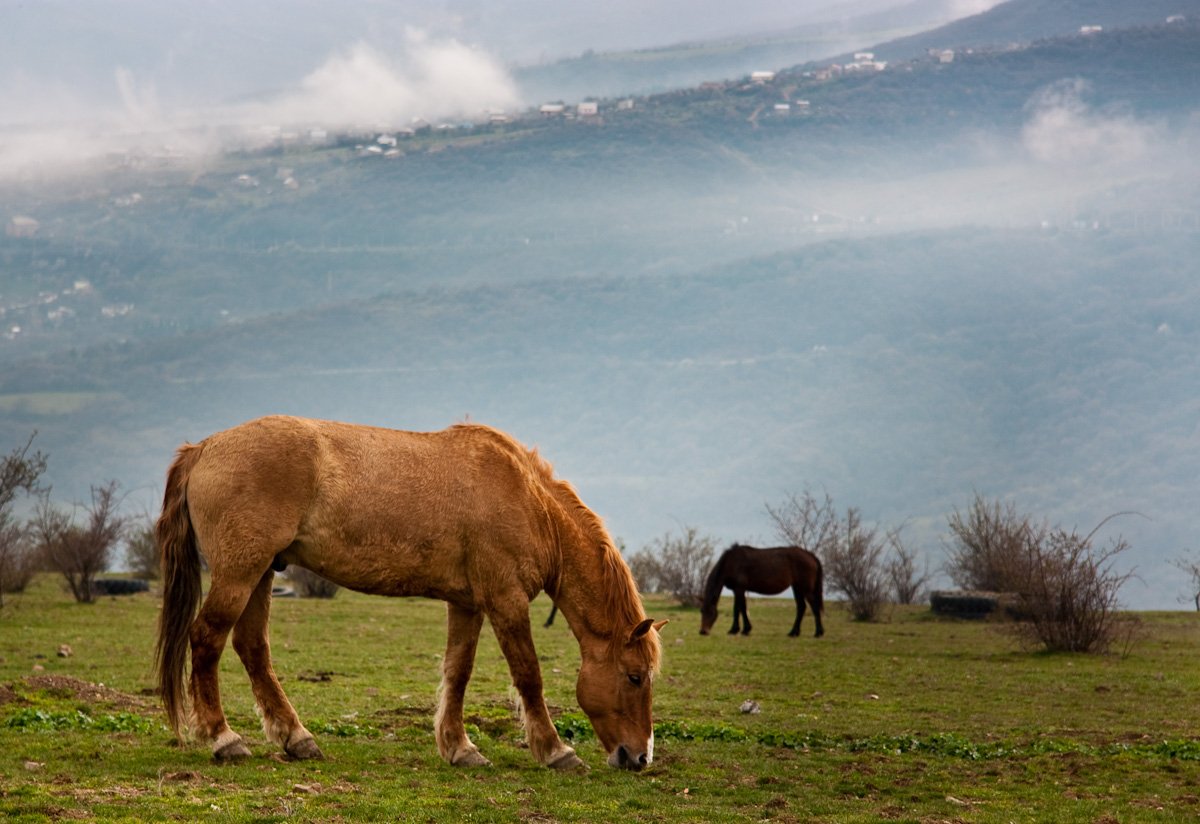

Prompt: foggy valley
xmin=1 ymin=0 xmax=1198 ymax=608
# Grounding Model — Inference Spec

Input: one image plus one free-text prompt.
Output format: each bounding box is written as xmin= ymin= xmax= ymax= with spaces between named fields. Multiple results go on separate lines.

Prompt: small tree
xmin=0 ymin=434 xmax=48 ymax=606
xmin=35 ymin=481 xmax=127 ymax=604
xmin=626 ymin=527 xmax=716 ymax=607
xmin=944 ymin=494 xmax=1044 ymax=593
xmin=824 ymin=508 xmax=889 ymax=621
xmin=1170 ymin=551 xmax=1200 ymax=611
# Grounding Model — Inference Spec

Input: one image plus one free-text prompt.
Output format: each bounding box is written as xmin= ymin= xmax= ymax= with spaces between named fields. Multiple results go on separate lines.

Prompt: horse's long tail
xmin=154 ymin=442 xmax=205 ymax=740
xmin=812 ymin=553 xmax=825 ymax=618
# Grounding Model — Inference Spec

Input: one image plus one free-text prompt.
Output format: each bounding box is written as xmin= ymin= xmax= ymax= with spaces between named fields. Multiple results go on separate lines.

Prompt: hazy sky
xmin=0 ymin=1 xmax=1002 ymax=124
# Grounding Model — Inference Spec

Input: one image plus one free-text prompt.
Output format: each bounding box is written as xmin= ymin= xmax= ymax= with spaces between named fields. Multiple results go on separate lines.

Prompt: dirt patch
xmin=22 ymin=675 xmax=153 ymax=713
xmin=0 ymin=682 xmax=28 ymax=707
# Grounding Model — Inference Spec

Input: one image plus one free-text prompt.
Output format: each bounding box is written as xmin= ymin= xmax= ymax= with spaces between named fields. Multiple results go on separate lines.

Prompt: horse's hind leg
xmin=789 ymin=585 xmax=806 ymax=637
xmin=733 ymin=590 xmax=752 ymax=635
xmin=189 ymin=576 xmax=257 ymax=760
xmin=435 ymin=603 xmax=490 ymax=767
xmin=233 ymin=569 xmax=321 ymax=760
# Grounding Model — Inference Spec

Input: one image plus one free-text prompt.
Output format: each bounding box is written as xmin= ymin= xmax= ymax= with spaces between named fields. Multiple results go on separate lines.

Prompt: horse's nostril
xmin=637 ymin=752 xmax=648 ymax=766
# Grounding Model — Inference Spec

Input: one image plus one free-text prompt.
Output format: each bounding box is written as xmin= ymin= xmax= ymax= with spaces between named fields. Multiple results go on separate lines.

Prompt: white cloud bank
xmin=1021 ymin=79 xmax=1159 ymax=167
xmin=0 ymin=32 xmax=518 ymax=180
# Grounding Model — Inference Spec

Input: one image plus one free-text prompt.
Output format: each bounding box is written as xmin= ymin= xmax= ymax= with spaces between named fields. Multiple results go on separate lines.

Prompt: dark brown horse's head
xmin=576 ymin=618 xmax=666 ymax=770
xmin=698 ymin=602 xmax=718 ymax=635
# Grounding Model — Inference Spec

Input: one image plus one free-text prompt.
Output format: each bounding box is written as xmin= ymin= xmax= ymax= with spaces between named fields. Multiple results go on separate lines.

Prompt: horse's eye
xmin=627 ymin=674 xmax=642 ymax=687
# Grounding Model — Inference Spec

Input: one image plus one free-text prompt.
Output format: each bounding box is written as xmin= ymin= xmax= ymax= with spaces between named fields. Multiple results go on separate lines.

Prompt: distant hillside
xmin=511 ymin=0 xmax=974 ymax=102
xmin=849 ymin=0 xmax=1200 ymax=62
xmin=2 ymin=227 xmax=1198 ymax=608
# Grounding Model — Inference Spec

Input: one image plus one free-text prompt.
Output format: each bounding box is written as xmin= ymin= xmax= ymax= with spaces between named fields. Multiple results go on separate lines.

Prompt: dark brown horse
xmin=699 ymin=544 xmax=824 ymax=637
xmin=155 ymin=415 xmax=665 ymax=770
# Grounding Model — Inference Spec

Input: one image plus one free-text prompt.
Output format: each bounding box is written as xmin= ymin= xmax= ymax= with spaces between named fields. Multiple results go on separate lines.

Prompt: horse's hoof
xmin=213 ymin=739 xmax=252 ymax=762
xmin=548 ymin=748 xmax=586 ymax=770
xmin=451 ymin=747 xmax=491 ymax=767
xmin=286 ymin=736 xmax=324 ymax=760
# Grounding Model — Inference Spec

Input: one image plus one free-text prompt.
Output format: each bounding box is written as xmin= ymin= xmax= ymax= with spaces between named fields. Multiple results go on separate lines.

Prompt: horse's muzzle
xmin=609 ymin=745 xmax=649 ymax=771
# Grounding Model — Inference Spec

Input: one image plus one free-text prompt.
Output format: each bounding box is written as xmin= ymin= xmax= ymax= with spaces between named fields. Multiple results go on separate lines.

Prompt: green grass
xmin=2 ymin=574 xmax=1199 ymax=821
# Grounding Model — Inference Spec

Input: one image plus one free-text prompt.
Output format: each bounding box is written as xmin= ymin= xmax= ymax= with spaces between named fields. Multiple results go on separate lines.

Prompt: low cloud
xmin=0 ymin=31 xmax=517 ymax=180
xmin=1021 ymin=79 xmax=1159 ymax=167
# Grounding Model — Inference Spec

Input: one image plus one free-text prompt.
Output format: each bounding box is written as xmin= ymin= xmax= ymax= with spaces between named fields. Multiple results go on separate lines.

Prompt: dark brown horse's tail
xmin=812 ymin=553 xmax=825 ymax=617
xmin=154 ymin=442 xmax=205 ymax=741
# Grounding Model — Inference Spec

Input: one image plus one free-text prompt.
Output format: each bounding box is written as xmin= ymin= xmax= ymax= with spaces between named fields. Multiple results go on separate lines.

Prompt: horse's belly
xmin=281 ymin=537 xmax=471 ymax=602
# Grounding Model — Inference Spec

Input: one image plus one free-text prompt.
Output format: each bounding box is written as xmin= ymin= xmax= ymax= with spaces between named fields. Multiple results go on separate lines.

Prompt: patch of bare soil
xmin=0 ymin=682 xmax=28 ymax=707
xmin=22 ymin=675 xmax=153 ymax=712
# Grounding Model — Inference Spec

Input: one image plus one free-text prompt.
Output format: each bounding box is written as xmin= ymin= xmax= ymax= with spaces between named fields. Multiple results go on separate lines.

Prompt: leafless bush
xmin=824 ymin=508 xmax=889 ymax=621
xmin=285 ymin=566 xmax=340 ymax=599
xmin=944 ymin=494 xmax=1044 ymax=593
xmin=0 ymin=434 xmax=48 ymax=607
xmin=0 ymin=518 xmax=39 ymax=599
xmin=886 ymin=531 xmax=931 ymax=605
xmin=34 ymin=481 xmax=127 ymax=604
xmin=766 ymin=489 xmax=839 ymax=558
xmin=1010 ymin=521 xmax=1138 ymax=654
xmin=625 ymin=527 xmax=716 ymax=607
xmin=124 ymin=518 xmax=160 ymax=580
xmin=1170 ymin=551 xmax=1200 ymax=611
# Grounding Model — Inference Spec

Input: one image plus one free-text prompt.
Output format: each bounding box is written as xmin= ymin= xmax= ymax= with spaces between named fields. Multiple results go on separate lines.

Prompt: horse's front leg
xmin=435 ymin=603 xmax=490 ymax=766
xmin=488 ymin=602 xmax=583 ymax=769
xmin=728 ymin=589 xmax=743 ymax=634
xmin=232 ymin=569 xmax=321 ymax=759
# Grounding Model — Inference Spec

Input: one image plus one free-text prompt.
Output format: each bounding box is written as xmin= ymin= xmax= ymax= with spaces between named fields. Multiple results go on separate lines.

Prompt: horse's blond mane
xmin=527 ymin=449 xmax=645 ymax=623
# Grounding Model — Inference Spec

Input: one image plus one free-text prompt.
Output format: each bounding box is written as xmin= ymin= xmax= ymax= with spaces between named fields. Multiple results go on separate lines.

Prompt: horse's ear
xmin=628 ymin=618 xmax=654 ymax=644
xmin=652 ymin=619 xmax=668 ymax=634
xmin=628 ymin=618 xmax=669 ymax=644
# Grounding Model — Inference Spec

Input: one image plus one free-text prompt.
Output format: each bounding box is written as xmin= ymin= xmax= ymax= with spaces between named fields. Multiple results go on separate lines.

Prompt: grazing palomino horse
xmin=155 ymin=415 xmax=665 ymax=770
xmin=699 ymin=544 xmax=824 ymax=638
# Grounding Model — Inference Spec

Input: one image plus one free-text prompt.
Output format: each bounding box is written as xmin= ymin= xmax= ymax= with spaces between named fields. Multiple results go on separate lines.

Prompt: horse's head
xmin=576 ymin=617 xmax=667 ymax=771
xmin=698 ymin=602 xmax=718 ymax=635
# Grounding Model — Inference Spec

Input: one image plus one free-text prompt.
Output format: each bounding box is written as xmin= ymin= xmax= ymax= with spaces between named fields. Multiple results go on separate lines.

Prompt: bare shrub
xmin=625 ymin=527 xmax=716 ymax=607
xmin=824 ymin=508 xmax=889 ymax=621
xmin=0 ymin=519 xmax=39 ymax=598
xmin=285 ymin=566 xmax=340 ymax=599
xmin=124 ymin=518 xmax=160 ymax=580
xmin=1010 ymin=522 xmax=1138 ymax=654
xmin=1170 ymin=551 xmax=1200 ymax=611
xmin=0 ymin=434 xmax=48 ymax=607
xmin=886 ymin=531 xmax=931 ymax=605
xmin=944 ymin=494 xmax=1044 ymax=593
xmin=34 ymin=481 xmax=127 ymax=604
xmin=766 ymin=489 xmax=838 ymax=557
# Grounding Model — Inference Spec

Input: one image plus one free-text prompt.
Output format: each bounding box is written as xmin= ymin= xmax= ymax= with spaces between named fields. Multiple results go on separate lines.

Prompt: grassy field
xmin=1 ymin=574 xmax=1198 ymax=822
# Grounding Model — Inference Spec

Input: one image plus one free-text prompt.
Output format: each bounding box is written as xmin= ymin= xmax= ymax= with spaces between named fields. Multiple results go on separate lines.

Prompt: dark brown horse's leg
xmin=488 ymin=602 xmax=583 ymax=769
xmin=789 ymin=585 xmax=806 ymax=637
xmin=232 ymin=569 xmax=321 ymax=760
xmin=435 ymin=603 xmax=490 ymax=767
xmin=812 ymin=594 xmax=825 ymax=638
xmin=732 ymin=590 xmax=751 ymax=635
xmin=189 ymin=578 xmax=256 ymax=760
